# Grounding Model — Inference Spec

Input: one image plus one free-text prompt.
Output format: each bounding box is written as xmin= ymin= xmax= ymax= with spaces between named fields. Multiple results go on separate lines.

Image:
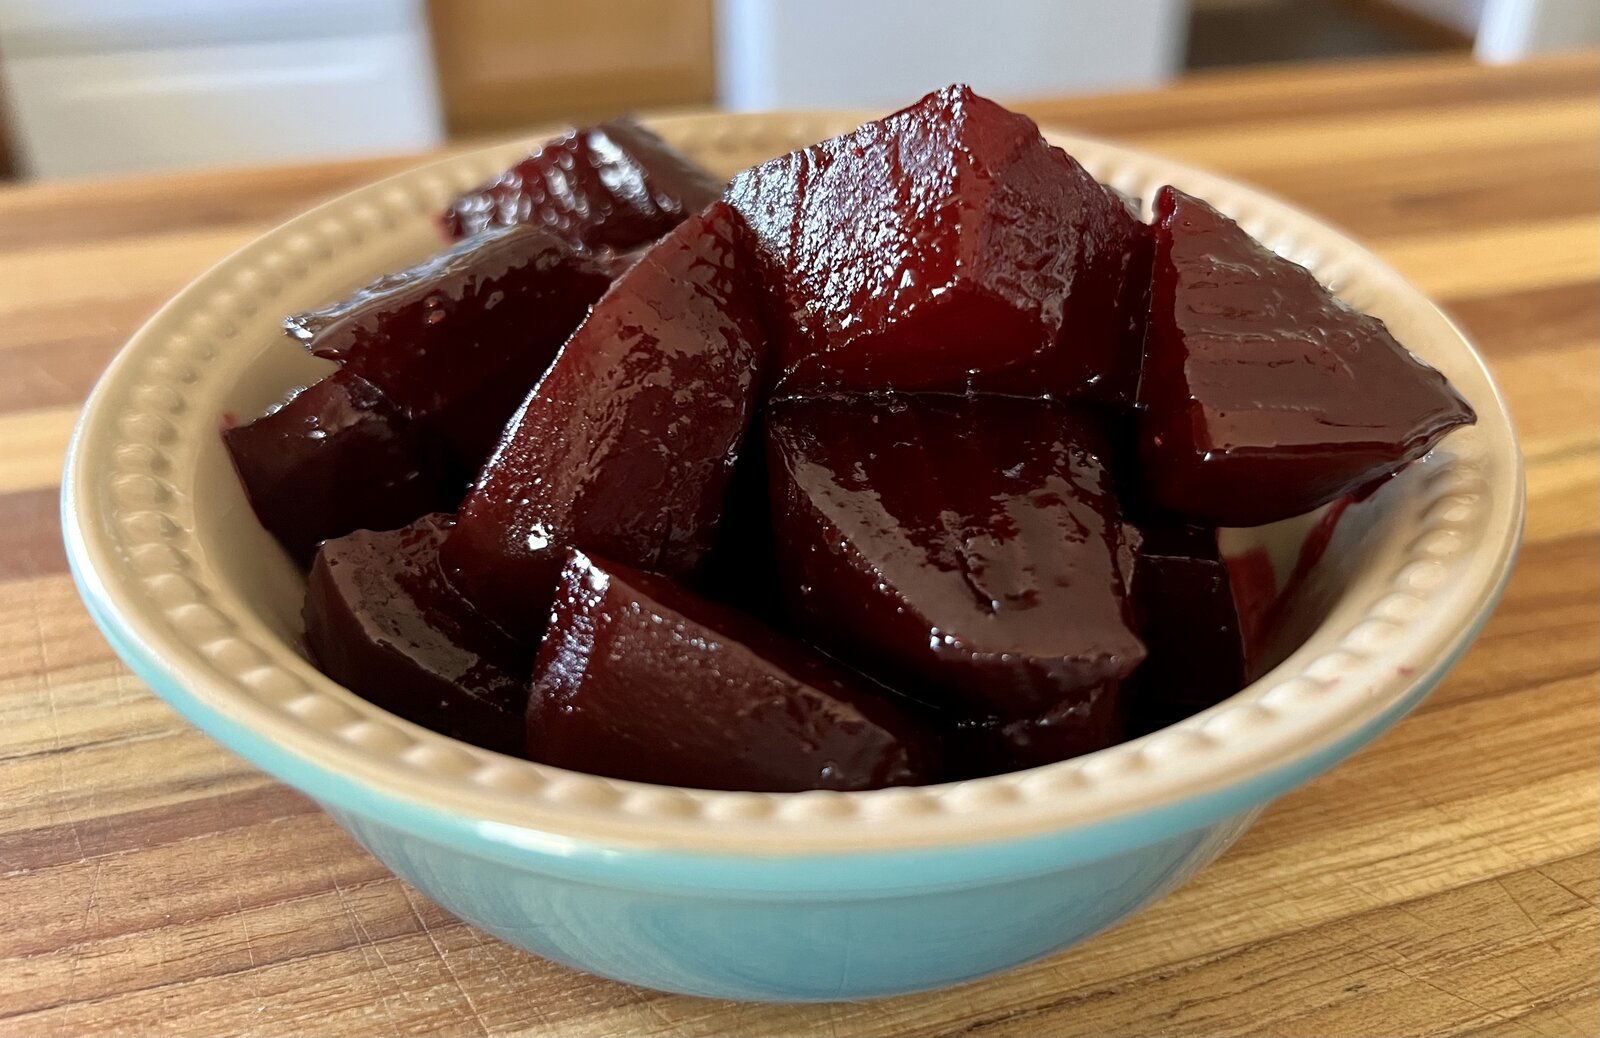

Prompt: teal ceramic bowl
xmin=62 ymin=113 xmax=1523 ymax=1001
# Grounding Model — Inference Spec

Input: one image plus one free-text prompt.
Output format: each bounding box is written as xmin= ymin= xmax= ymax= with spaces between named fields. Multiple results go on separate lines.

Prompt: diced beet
xmin=1138 ymin=186 xmax=1476 ymax=526
xmin=305 ymin=514 xmax=530 ymax=756
xmin=286 ymin=224 xmax=615 ymax=470
xmin=767 ymin=393 xmax=1146 ymax=718
xmin=940 ymin=684 xmax=1125 ymax=780
xmin=1124 ymin=523 xmax=1247 ymax=734
xmin=725 ymin=84 xmax=1149 ymax=400
xmin=965 ymin=224 xmax=1153 ymax=406
xmin=526 ymin=550 xmax=936 ymax=791
xmin=222 ymin=370 xmax=455 ymax=565
xmin=443 ymin=117 xmax=723 ymax=244
xmin=442 ymin=203 xmax=768 ymax=637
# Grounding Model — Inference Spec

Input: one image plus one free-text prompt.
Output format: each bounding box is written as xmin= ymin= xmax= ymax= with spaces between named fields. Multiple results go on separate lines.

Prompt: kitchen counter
xmin=1 ymin=50 xmax=1595 ymax=1037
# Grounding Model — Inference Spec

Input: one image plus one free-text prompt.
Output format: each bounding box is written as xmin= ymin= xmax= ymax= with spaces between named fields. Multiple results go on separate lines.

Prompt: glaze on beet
xmin=223 ymin=370 xmax=455 ymax=565
xmin=442 ymin=203 xmax=769 ymax=637
xmin=1138 ymin=186 xmax=1476 ymax=527
xmin=443 ymin=117 xmax=723 ymax=244
xmin=305 ymin=514 xmax=531 ymax=757
xmin=287 ymin=223 xmax=616 ymax=470
xmin=767 ymin=393 xmax=1145 ymax=718
xmin=526 ymin=550 xmax=936 ymax=791
xmin=726 ymin=85 xmax=1149 ymax=402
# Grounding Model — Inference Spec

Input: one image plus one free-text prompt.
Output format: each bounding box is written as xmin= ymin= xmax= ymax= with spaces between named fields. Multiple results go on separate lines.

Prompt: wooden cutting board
xmin=1 ymin=50 xmax=1596 ymax=1038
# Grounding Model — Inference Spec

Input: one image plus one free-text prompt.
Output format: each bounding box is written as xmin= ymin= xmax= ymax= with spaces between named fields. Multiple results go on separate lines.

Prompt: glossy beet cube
xmin=940 ymin=684 xmax=1125 ymax=780
xmin=443 ymin=117 xmax=723 ymax=244
xmin=223 ymin=370 xmax=455 ymax=565
xmin=768 ymin=394 xmax=1145 ymax=718
xmin=963 ymin=174 xmax=1152 ymax=406
xmin=305 ymin=514 xmax=531 ymax=756
xmin=442 ymin=203 xmax=768 ymax=637
xmin=1138 ymin=186 xmax=1476 ymax=526
xmin=287 ymin=224 xmax=615 ymax=470
xmin=526 ymin=551 xmax=936 ymax=791
xmin=725 ymin=84 xmax=1149 ymax=400
xmin=1124 ymin=523 xmax=1247 ymax=734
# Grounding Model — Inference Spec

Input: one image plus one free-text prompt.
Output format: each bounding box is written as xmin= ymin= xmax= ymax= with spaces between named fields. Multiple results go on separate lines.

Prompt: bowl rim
xmin=62 ymin=110 xmax=1525 ymax=857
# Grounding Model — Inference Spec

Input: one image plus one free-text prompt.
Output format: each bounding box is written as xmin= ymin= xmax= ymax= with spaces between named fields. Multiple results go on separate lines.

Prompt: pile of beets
xmin=225 ymin=87 xmax=1473 ymax=791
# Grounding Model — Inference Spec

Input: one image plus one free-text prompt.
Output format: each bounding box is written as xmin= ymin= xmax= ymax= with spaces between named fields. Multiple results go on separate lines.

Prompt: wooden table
xmin=2 ymin=52 xmax=1596 ymax=1037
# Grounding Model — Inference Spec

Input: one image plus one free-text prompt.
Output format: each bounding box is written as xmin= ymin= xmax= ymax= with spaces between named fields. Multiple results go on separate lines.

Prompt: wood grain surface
xmin=1 ymin=52 xmax=1596 ymax=1037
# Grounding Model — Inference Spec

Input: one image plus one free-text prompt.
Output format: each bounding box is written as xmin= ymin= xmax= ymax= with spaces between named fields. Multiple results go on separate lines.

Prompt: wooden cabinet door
xmin=428 ymin=0 xmax=715 ymax=135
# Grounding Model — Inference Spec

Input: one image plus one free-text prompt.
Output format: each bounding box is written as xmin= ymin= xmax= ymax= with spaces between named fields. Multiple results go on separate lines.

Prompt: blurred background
xmin=0 ymin=0 xmax=1593 ymax=181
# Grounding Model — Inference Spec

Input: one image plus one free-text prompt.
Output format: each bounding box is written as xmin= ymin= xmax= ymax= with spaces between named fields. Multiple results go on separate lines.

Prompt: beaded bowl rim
xmin=62 ymin=111 xmax=1523 ymax=855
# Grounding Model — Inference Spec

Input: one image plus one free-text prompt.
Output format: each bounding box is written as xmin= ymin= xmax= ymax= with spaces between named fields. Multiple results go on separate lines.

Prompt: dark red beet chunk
xmin=1124 ymin=523 xmax=1247 ymax=734
xmin=305 ymin=514 xmax=530 ymax=757
xmin=222 ymin=370 xmax=454 ymax=565
xmin=1138 ymin=185 xmax=1476 ymax=526
xmin=725 ymin=84 xmax=1148 ymax=401
xmin=767 ymin=394 xmax=1146 ymax=718
xmin=964 ymin=201 xmax=1152 ymax=406
xmin=526 ymin=551 xmax=936 ymax=791
xmin=941 ymin=684 xmax=1125 ymax=780
xmin=443 ymin=117 xmax=723 ymax=244
xmin=442 ymin=203 xmax=768 ymax=637
xmin=286 ymin=224 xmax=615 ymax=469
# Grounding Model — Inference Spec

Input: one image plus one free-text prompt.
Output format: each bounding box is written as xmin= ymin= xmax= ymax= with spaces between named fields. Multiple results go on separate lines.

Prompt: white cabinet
xmin=716 ymin=0 xmax=1189 ymax=111
xmin=1381 ymin=0 xmax=1600 ymax=59
xmin=1477 ymin=0 xmax=1600 ymax=61
xmin=0 ymin=0 xmax=444 ymax=179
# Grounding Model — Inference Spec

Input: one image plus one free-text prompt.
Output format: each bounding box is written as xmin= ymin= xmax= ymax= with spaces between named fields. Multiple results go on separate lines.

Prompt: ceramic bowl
xmin=62 ymin=112 xmax=1523 ymax=1001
